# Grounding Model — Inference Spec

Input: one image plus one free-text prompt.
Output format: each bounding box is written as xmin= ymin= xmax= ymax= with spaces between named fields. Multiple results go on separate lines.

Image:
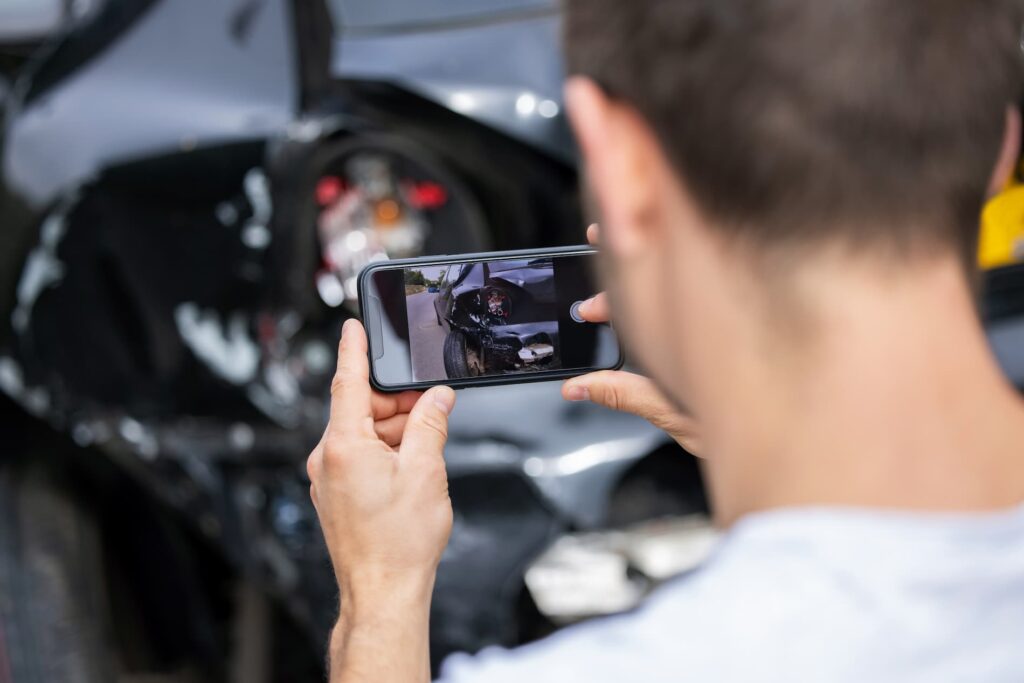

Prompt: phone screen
xmin=363 ymin=250 xmax=621 ymax=388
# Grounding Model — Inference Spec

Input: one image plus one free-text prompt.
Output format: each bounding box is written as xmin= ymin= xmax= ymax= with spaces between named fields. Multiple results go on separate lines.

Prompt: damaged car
xmin=0 ymin=0 xmax=715 ymax=681
xmin=1 ymin=0 xmax=1022 ymax=681
xmin=435 ymin=258 xmax=559 ymax=377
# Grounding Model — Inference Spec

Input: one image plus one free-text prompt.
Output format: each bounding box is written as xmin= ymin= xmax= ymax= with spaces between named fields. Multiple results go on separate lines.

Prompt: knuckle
xmin=321 ymin=440 xmax=350 ymax=468
xmin=338 ymin=354 xmax=360 ymax=372
xmin=671 ymin=420 xmax=693 ymax=438
xmin=374 ymin=425 xmax=396 ymax=446
xmin=416 ymin=410 xmax=449 ymax=441
xmin=329 ymin=373 xmax=346 ymax=397
xmin=330 ymin=368 xmax=357 ymax=395
xmin=602 ymin=384 xmax=625 ymax=412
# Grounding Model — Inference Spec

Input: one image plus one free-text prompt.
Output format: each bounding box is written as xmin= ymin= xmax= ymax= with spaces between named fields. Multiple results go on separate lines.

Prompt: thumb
xmin=399 ymin=386 xmax=456 ymax=459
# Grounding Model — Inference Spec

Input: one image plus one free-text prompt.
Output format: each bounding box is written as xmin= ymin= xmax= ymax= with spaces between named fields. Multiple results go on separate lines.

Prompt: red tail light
xmin=315 ymin=176 xmax=346 ymax=206
xmin=407 ymin=181 xmax=448 ymax=210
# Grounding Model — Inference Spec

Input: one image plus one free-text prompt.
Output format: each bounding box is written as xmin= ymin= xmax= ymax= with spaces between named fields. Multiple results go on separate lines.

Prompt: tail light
xmin=312 ymin=139 xmax=485 ymax=310
xmin=315 ymin=176 xmax=345 ymax=206
xmin=407 ymin=181 xmax=448 ymax=210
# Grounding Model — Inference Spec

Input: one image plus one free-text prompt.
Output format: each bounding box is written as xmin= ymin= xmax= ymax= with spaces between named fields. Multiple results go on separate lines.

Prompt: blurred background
xmin=0 ymin=1 xmax=1022 ymax=681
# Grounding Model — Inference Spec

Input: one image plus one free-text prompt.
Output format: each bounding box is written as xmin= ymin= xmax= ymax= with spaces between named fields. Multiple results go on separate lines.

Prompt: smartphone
xmin=358 ymin=246 xmax=624 ymax=391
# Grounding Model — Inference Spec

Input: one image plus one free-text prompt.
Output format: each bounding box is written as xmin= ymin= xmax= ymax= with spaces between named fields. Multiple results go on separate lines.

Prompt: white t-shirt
xmin=439 ymin=504 xmax=1024 ymax=682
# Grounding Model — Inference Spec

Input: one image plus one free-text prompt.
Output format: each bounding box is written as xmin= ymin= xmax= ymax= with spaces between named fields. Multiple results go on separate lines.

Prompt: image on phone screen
xmin=364 ymin=251 xmax=620 ymax=387
xmin=407 ymin=257 xmax=563 ymax=381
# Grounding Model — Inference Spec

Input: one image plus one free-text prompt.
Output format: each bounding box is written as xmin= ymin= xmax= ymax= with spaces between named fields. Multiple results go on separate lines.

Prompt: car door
xmin=435 ymin=264 xmax=461 ymax=323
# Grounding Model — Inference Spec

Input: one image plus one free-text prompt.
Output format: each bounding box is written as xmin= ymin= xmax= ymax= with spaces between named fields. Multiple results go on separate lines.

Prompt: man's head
xmin=564 ymin=0 xmax=1024 ymax=434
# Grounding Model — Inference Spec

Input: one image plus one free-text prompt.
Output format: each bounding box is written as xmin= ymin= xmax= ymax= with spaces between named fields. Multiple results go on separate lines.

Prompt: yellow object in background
xmin=980 ymin=182 xmax=1024 ymax=269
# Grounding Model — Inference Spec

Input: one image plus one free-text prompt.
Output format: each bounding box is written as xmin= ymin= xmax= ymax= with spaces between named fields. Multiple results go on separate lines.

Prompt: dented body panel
xmin=0 ymin=0 xmax=696 ymax=672
xmin=435 ymin=260 xmax=560 ymax=374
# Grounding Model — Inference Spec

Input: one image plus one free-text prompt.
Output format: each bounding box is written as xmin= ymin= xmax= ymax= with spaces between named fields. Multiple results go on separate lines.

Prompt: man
xmin=305 ymin=0 xmax=1024 ymax=680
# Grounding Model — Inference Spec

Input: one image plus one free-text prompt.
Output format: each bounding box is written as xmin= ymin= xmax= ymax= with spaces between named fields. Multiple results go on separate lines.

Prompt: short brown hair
xmin=564 ymin=0 xmax=1024 ymax=266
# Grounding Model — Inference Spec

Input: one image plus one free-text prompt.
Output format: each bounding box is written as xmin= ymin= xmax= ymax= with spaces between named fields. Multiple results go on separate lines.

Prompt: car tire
xmin=443 ymin=330 xmax=474 ymax=379
xmin=0 ymin=463 xmax=117 ymax=683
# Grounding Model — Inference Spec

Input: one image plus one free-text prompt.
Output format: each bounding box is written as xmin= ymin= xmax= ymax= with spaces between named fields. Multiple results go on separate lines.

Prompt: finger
xmin=563 ymin=371 xmax=702 ymax=453
xmin=577 ymin=292 xmax=610 ymax=323
xmin=563 ymin=370 xmax=674 ymax=423
xmin=371 ymin=390 xmax=423 ymax=421
xmin=586 ymin=223 xmax=600 ymax=246
xmin=399 ymin=386 xmax=456 ymax=461
xmin=374 ymin=414 xmax=409 ymax=448
xmin=329 ymin=319 xmax=374 ymax=435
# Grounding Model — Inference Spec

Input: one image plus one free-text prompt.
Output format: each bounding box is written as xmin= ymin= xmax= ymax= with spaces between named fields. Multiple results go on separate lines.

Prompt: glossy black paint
xmin=0 ymin=0 xmax=601 ymax=676
xmin=436 ymin=260 xmax=559 ymax=375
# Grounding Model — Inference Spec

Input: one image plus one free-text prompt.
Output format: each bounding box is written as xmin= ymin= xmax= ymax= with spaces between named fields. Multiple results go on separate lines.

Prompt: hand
xmin=562 ymin=225 xmax=704 ymax=456
xmin=307 ymin=319 xmax=456 ymax=606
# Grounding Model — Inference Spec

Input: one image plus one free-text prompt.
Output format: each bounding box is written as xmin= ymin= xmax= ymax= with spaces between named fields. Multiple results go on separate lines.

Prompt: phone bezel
xmin=357 ymin=245 xmax=625 ymax=392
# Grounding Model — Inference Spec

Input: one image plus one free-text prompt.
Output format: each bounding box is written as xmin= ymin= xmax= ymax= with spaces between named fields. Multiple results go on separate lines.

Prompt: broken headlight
xmin=482 ymin=287 xmax=512 ymax=322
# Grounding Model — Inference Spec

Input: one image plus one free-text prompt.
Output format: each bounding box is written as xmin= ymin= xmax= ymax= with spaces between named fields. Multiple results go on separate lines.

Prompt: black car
xmin=434 ymin=258 xmax=559 ymax=377
xmin=0 ymin=1 xmax=715 ymax=681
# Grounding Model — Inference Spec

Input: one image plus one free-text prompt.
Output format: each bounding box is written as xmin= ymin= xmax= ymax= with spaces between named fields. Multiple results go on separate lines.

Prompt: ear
xmin=987 ymin=105 xmax=1021 ymax=198
xmin=564 ymin=77 xmax=664 ymax=256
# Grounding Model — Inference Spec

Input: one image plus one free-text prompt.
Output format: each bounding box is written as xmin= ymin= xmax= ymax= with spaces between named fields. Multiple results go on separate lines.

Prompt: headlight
xmin=483 ymin=287 xmax=511 ymax=320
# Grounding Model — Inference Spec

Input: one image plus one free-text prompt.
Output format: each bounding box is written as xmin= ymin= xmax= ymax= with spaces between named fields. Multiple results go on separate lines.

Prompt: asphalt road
xmin=407 ymin=291 xmax=448 ymax=381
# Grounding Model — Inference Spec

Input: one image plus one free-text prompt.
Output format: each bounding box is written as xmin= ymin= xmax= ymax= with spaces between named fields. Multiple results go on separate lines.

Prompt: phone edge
xmin=357 ymin=245 xmax=625 ymax=392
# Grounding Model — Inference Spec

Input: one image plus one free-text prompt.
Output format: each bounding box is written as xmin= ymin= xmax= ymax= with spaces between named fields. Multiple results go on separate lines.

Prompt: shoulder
xmin=437 ymin=596 xmax=685 ymax=683
xmin=438 ymin=519 xmax=871 ymax=683
xmin=438 ymin=558 xmax=833 ymax=682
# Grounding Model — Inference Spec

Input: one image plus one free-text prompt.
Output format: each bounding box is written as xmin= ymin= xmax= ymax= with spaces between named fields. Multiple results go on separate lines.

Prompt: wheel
xmin=443 ymin=330 xmax=483 ymax=379
xmin=443 ymin=330 xmax=470 ymax=378
xmin=0 ymin=455 xmax=222 ymax=683
xmin=0 ymin=464 xmax=117 ymax=682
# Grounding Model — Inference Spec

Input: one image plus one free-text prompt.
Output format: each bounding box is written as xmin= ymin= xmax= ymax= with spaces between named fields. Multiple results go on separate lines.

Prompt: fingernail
xmin=342 ymin=318 xmax=355 ymax=335
xmin=566 ymin=385 xmax=590 ymax=402
xmin=578 ymin=297 xmax=595 ymax=315
xmin=432 ymin=386 xmax=456 ymax=415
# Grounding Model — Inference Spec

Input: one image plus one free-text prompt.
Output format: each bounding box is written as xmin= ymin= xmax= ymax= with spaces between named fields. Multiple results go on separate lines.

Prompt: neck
xmin=705 ymin=254 xmax=1024 ymax=527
